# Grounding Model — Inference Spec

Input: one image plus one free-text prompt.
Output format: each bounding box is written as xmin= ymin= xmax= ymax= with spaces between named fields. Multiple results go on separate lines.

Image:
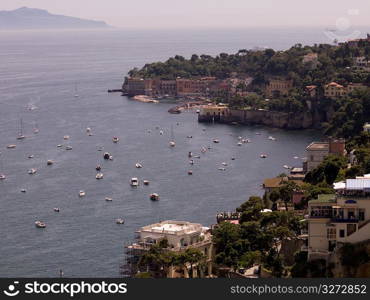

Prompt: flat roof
xmin=306 ymin=142 xmax=329 ymax=151
xmin=309 ymin=194 xmax=336 ymax=204
xmin=140 ymin=220 xmax=204 ymax=235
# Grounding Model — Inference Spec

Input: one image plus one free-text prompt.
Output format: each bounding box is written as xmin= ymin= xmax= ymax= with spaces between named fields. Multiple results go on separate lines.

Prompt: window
xmin=359 ymin=209 xmax=365 ymax=221
xmin=347 ymin=224 xmax=357 ymax=236
xmin=339 ymin=229 xmax=345 ymax=238
xmin=327 ymin=228 xmax=336 ymax=240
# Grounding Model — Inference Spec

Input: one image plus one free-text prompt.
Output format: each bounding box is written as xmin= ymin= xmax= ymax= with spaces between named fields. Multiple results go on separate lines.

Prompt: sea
xmin=0 ymin=26 xmax=352 ymax=277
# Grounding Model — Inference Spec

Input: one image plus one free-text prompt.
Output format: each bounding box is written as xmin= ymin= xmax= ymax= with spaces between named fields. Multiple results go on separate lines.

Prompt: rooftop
xmin=309 ymin=194 xmax=336 ymax=204
xmin=306 ymin=142 xmax=329 ymax=151
xmin=140 ymin=220 xmax=205 ymax=236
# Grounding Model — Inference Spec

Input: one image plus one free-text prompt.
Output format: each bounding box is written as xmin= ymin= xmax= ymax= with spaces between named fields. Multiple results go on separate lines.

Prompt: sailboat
xmin=169 ymin=125 xmax=176 ymax=147
xmin=17 ymin=118 xmax=25 ymax=140
xmin=74 ymin=83 xmax=79 ymax=98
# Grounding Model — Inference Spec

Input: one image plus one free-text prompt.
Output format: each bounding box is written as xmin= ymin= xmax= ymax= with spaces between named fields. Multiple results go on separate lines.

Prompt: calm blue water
xmin=0 ymin=28 xmax=325 ymax=277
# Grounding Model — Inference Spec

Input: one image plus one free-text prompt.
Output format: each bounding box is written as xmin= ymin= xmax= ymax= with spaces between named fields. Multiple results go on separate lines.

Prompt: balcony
xmin=331 ymin=218 xmax=359 ymax=223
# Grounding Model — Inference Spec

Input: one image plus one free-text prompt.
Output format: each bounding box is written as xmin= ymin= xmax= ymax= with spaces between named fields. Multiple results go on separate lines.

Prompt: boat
xmin=21 ymin=189 xmax=26 ymax=193
xmin=79 ymin=190 xmax=86 ymax=197
xmin=28 ymin=154 xmax=34 ymax=159
xmin=47 ymin=160 xmax=54 ymax=166
xmin=218 ymin=167 xmax=226 ymax=171
xmin=116 ymin=218 xmax=125 ymax=224
xmin=135 ymin=163 xmax=143 ymax=168
xmin=16 ymin=118 xmax=25 ymax=140
xmin=74 ymin=83 xmax=79 ymax=98
xmin=222 ymin=162 xmax=228 ymax=166
xmin=169 ymin=125 xmax=175 ymax=147
xmin=57 ymin=144 xmax=63 ymax=148
xmin=0 ymin=174 xmax=5 ymax=180
xmin=96 ymin=173 xmax=104 ymax=179
xmin=112 ymin=136 xmax=119 ymax=143
xmin=201 ymin=147 xmax=207 ymax=153
xmin=28 ymin=168 xmax=37 ymax=175
xmin=268 ymin=136 xmax=276 ymax=141
xmin=63 ymin=135 xmax=70 ymax=140
xmin=187 ymin=135 xmax=193 ymax=138
xmin=65 ymin=146 xmax=72 ymax=150
xmin=188 ymin=152 xmax=193 ymax=158
xmin=196 ymin=109 xmax=200 ymax=114
xmin=260 ymin=154 xmax=267 ymax=158
xmin=231 ymin=157 xmax=236 ymax=160
xmin=143 ymin=180 xmax=150 ymax=185
xmin=150 ymin=193 xmax=160 ymax=201
xmin=54 ymin=208 xmax=60 ymax=212
xmin=96 ymin=165 xmax=102 ymax=171
xmin=103 ymin=152 xmax=111 ymax=160
xmin=33 ymin=122 xmax=39 ymax=134
xmin=294 ymin=156 xmax=299 ymax=159
xmin=188 ymin=170 xmax=193 ymax=175
xmin=237 ymin=142 xmax=243 ymax=146
xmin=86 ymin=127 xmax=91 ymax=133
xmin=7 ymin=144 xmax=16 ymax=149
xmin=255 ymin=132 xmax=261 ymax=135
xmin=105 ymin=197 xmax=113 ymax=202
xmin=130 ymin=177 xmax=139 ymax=187
xmin=283 ymin=165 xmax=291 ymax=170
xmin=194 ymin=155 xmax=200 ymax=159
xmin=35 ymin=221 xmax=46 ymax=228
xmin=159 ymin=130 xmax=164 ymax=135
xmin=189 ymin=160 xmax=194 ymax=165
xmin=213 ymin=139 xmax=220 ymax=143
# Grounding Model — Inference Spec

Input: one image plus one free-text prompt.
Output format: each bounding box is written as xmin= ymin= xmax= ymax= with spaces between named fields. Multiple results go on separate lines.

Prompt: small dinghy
xmin=103 ymin=152 xmax=111 ymax=160
xmin=28 ymin=168 xmax=37 ymax=175
xmin=63 ymin=135 xmax=70 ymax=140
xmin=143 ymin=180 xmax=150 ymax=185
xmin=35 ymin=221 xmax=46 ymax=228
xmin=188 ymin=170 xmax=193 ymax=175
xmin=130 ymin=178 xmax=139 ymax=187
xmin=150 ymin=193 xmax=160 ymax=201
xmin=79 ymin=190 xmax=86 ymax=197
xmin=135 ymin=163 xmax=143 ymax=168
xmin=260 ymin=154 xmax=267 ymax=159
xmin=96 ymin=173 xmax=104 ymax=180
xmin=47 ymin=160 xmax=54 ymax=166
xmin=116 ymin=218 xmax=125 ymax=224
xmin=112 ymin=137 xmax=119 ymax=143
xmin=7 ymin=144 xmax=16 ymax=149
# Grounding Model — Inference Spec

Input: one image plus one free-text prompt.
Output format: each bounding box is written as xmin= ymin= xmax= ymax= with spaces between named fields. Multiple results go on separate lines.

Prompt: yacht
xmin=268 ymin=136 xmax=276 ymax=141
xmin=28 ymin=168 xmax=37 ymax=175
xmin=54 ymin=208 xmax=60 ymax=212
xmin=143 ymin=180 xmax=150 ymax=185
xmin=0 ymin=174 xmax=5 ymax=180
xmin=7 ymin=144 xmax=16 ymax=149
xmin=213 ymin=139 xmax=220 ymax=143
xmin=21 ymin=189 xmax=26 ymax=193
xmin=47 ymin=160 xmax=54 ymax=166
xmin=96 ymin=165 xmax=102 ymax=171
xmin=57 ymin=144 xmax=63 ymax=148
xmin=260 ymin=154 xmax=267 ymax=158
xmin=96 ymin=173 xmax=104 ymax=180
xmin=112 ymin=137 xmax=119 ymax=143
xmin=65 ymin=146 xmax=72 ymax=150
xmin=135 ymin=163 xmax=143 ymax=168
xmin=130 ymin=177 xmax=139 ymax=187
xmin=28 ymin=155 xmax=34 ymax=159
xmin=116 ymin=218 xmax=125 ymax=224
xmin=150 ymin=193 xmax=160 ymax=201
xmin=63 ymin=135 xmax=70 ymax=140
xmin=188 ymin=170 xmax=193 ymax=175
xmin=105 ymin=197 xmax=113 ymax=202
xmin=35 ymin=221 xmax=46 ymax=228
xmin=103 ymin=152 xmax=111 ymax=160
xmin=237 ymin=142 xmax=243 ymax=146
xmin=79 ymin=190 xmax=86 ymax=197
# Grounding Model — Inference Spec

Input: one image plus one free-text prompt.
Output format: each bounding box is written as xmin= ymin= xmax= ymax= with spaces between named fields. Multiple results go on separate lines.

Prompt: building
xmin=198 ymin=104 xmax=229 ymax=122
xmin=307 ymin=178 xmax=370 ymax=261
xmin=305 ymin=85 xmax=318 ymax=98
xmin=176 ymin=77 xmax=217 ymax=97
xmin=265 ymin=79 xmax=293 ymax=98
xmin=324 ymin=82 xmax=366 ymax=99
xmin=302 ymin=53 xmax=319 ymax=69
xmin=353 ymin=57 xmax=370 ymax=71
xmin=126 ymin=220 xmax=213 ymax=278
xmin=346 ymin=34 xmax=370 ymax=48
xmin=304 ymin=139 xmax=345 ymax=173
xmin=364 ymin=123 xmax=370 ymax=133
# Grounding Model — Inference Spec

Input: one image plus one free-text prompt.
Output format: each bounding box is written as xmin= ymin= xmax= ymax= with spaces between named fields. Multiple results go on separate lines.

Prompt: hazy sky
xmin=1 ymin=0 xmax=370 ymax=29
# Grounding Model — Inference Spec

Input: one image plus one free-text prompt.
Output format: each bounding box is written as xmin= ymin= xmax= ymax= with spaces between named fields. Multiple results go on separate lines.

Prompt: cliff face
xmin=219 ymin=109 xmax=314 ymax=129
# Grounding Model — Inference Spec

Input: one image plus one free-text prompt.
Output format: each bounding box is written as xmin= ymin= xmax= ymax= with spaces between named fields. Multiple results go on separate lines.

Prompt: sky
xmin=1 ymin=0 xmax=370 ymax=29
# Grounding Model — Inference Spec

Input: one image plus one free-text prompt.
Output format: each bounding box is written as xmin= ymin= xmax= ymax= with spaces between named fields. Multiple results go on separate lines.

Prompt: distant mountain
xmin=0 ymin=7 xmax=110 ymax=30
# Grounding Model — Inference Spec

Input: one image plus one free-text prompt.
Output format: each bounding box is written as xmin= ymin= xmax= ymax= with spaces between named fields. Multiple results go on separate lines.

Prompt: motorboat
xmin=222 ymin=162 xmax=228 ymax=166
xmin=65 ymin=146 xmax=72 ymax=150
xmin=96 ymin=173 xmax=104 ymax=180
xmin=260 ymin=154 xmax=267 ymax=158
xmin=47 ymin=160 xmax=54 ymax=166
xmin=28 ymin=155 xmax=34 ymax=159
xmin=79 ymin=190 xmax=86 ymax=197
xmin=17 ymin=118 xmax=25 ymax=140
xmin=218 ymin=167 xmax=226 ymax=171
xmin=268 ymin=136 xmax=276 ymax=141
xmin=116 ymin=218 xmax=125 ymax=224
xmin=21 ymin=189 xmax=26 ymax=193
xmin=169 ymin=141 xmax=176 ymax=147
xmin=96 ymin=165 xmax=102 ymax=171
xmin=201 ymin=147 xmax=207 ymax=153
xmin=54 ymin=208 xmax=60 ymax=212
xmin=189 ymin=160 xmax=194 ymax=165
xmin=135 ymin=163 xmax=143 ymax=168
xmin=7 ymin=144 xmax=16 ymax=149
xmin=0 ymin=174 xmax=5 ymax=180
xmin=237 ymin=142 xmax=243 ymax=146
xmin=294 ymin=156 xmax=299 ymax=159
xmin=150 ymin=193 xmax=160 ymax=201
xmin=105 ymin=197 xmax=113 ymax=202
xmin=283 ymin=165 xmax=291 ymax=170
xmin=28 ymin=168 xmax=37 ymax=175
xmin=187 ymin=135 xmax=193 ymax=138
xmin=231 ymin=157 xmax=236 ymax=160
xmin=63 ymin=135 xmax=70 ymax=140
xmin=57 ymin=144 xmax=63 ymax=148
xmin=130 ymin=177 xmax=139 ymax=187
xmin=196 ymin=109 xmax=200 ymax=114
xmin=159 ymin=130 xmax=164 ymax=135
xmin=188 ymin=152 xmax=193 ymax=158
xmin=143 ymin=180 xmax=150 ymax=185
xmin=213 ymin=139 xmax=220 ymax=143
xmin=103 ymin=152 xmax=111 ymax=160
xmin=112 ymin=136 xmax=119 ymax=143
xmin=188 ymin=170 xmax=193 ymax=175
xmin=35 ymin=221 xmax=46 ymax=228
xmin=86 ymin=127 xmax=91 ymax=133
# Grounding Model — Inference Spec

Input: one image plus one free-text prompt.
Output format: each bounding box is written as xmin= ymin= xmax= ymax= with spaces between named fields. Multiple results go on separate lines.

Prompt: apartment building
xmin=265 ymin=79 xmax=293 ymax=98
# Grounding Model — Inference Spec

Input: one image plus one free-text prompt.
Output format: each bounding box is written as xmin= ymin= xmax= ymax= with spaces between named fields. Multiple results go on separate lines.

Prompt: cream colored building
xmin=324 ymin=82 xmax=366 ymax=99
xmin=127 ymin=220 xmax=213 ymax=277
xmin=307 ymin=178 xmax=370 ymax=261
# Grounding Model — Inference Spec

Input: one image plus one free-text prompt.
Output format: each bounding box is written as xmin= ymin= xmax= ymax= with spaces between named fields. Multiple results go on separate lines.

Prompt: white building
xmin=307 ymin=178 xmax=370 ymax=261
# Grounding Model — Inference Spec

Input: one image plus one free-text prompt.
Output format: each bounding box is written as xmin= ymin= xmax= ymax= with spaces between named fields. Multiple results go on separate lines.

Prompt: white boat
xmin=201 ymin=147 xmax=207 ymax=153
xmin=135 ymin=163 xmax=143 ymax=168
xmin=28 ymin=154 xmax=34 ymax=159
xmin=35 ymin=221 xmax=46 ymax=228
xmin=260 ymin=154 xmax=267 ymax=158
xmin=16 ymin=118 xmax=25 ymax=140
xmin=213 ymin=139 xmax=220 ymax=143
xmin=222 ymin=162 xmax=228 ymax=166
xmin=218 ymin=167 xmax=226 ymax=171
xmin=63 ymin=135 xmax=70 ymax=140
xmin=268 ymin=136 xmax=276 ymax=141
xmin=130 ymin=177 xmax=139 ymax=187
xmin=237 ymin=142 xmax=243 ymax=146
xmin=74 ymin=83 xmax=79 ymax=98
xmin=188 ymin=170 xmax=193 ymax=175
xmin=47 ymin=160 xmax=54 ymax=166
xmin=57 ymin=144 xmax=63 ymax=148
xmin=196 ymin=109 xmax=200 ymax=114
xmin=21 ymin=189 xmax=26 ymax=193
xmin=86 ymin=127 xmax=91 ymax=133
xmin=105 ymin=197 xmax=113 ymax=202
xmin=96 ymin=173 xmax=104 ymax=180
xmin=7 ymin=144 xmax=16 ymax=149
xmin=79 ymin=190 xmax=86 ymax=197
xmin=103 ymin=152 xmax=111 ymax=160
xmin=54 ymin=208 xmax=60 ymax=212
xmin=189 ymin=160 xmax=194 ymax=165
xmin=159 ymin=130 xmax=164 ymax=135
xmin=65 ymin=146 xmax=72 ymax=150
xmin=0 ymin=174 xmax=5 ymax=180
xmin=116 ymin=218 xmax=125 ymax=224
xmin=112 ymin=136 xmax=119 ymax=143
xmin=294 ymin=156 xmax=299 ymax=159
xmin=143 ymin=180 xmax=150 ymax=185
xmin=169 ymin=141 xmax=176 ymax=147
xmin=28 ymin=168 xmax=37 ymax=175
xmin=283 ymin=165 xmax=291 ymax=169
xmin=169 ymin=125 xmax=175 ymax=147
xmin=150 ymin=193 xmax=160 ymax=201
